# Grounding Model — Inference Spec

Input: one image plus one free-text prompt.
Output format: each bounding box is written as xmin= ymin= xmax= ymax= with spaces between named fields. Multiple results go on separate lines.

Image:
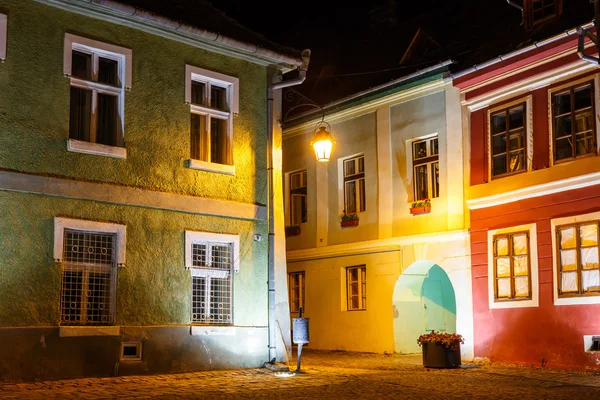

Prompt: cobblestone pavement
xmin=1 ymin=349 xmax=600 ymax=399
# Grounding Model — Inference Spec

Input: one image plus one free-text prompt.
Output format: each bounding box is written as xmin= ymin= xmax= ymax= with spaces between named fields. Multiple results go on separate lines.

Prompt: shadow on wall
xmin=392 ymin=260 xmax=456 ymax=354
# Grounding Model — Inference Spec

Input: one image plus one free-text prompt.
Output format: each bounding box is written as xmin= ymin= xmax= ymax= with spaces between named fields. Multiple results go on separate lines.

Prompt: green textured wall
xmin=0 ymin=191 xmax=268 ymax=326
xmin=0 ymin=0 xmax=268 ymax=205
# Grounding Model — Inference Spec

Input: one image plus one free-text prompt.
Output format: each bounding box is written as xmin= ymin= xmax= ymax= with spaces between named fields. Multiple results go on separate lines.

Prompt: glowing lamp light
xmin=310 ymin=125 xmax=335 ymax=162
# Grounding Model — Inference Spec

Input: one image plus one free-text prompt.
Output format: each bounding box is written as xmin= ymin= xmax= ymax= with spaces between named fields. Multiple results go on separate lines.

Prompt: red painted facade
xmin=461 ymin=27 xmax=600 ymax=369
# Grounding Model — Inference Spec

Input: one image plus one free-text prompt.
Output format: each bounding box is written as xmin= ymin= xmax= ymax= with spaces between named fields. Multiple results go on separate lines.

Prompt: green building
xmin=0 ymin=0 xmax=304 ymax=380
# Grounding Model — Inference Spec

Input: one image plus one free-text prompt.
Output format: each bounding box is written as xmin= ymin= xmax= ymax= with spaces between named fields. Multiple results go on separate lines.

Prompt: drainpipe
xmin=266 ymin=49 xmax=311 ymax=363
xmin=577 ymin=1 xmax=600 ymax=65
xmin=506 ymin=0 xmax=524 ymax=25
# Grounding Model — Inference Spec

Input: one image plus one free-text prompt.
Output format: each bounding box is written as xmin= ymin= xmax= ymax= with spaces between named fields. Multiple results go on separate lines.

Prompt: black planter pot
xmin=421 ymin=342 xmax=461 ymax=368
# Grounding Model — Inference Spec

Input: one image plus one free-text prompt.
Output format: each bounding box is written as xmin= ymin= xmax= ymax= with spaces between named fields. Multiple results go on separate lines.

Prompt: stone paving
xmin=1 ymin=349 xmax=600 ymax=399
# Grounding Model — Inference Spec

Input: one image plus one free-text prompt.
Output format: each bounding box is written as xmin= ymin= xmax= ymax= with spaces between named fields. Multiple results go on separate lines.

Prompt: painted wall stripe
xmin=0 ymin=171 xmax=266 ymax=220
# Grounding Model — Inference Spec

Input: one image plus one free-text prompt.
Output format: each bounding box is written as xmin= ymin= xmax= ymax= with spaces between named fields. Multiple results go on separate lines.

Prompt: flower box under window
xmin=410 ymin=199 xmax=431 ymax=215
xmin=285 ymin=225 xmax=301 ymax=237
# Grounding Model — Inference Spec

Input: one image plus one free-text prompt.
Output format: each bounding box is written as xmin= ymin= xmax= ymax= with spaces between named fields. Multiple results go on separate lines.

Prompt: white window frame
xmin=338 ymin=154 xmax=365 ymax=215
xmin=185 ymin=65 xmax=238 ymax=175
xmin=551 ymin=211 xmax=600 ymax=306
xmin=548 ymin=74 xmax=600 ymax=167
xmin=63 ymin=34 xmax=132 ymax=159
xmin=0 ymin=13 xmax=7 ymax=61
xmin=487 ymin=223 xmax=539 ymax=309
xmin=185 ymin=230 xmax=240 ymax=326
xmin=487 ymin=96 xmax=533 ymax=181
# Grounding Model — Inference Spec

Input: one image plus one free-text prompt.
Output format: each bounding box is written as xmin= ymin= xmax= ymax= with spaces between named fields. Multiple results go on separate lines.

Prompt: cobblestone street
xmin=1 ymin=349 xmax=600 ymax=399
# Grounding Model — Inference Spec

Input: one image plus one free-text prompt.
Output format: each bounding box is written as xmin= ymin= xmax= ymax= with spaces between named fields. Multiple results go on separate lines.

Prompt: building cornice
xmin=34 ymin=0 xmax=303 ymax=71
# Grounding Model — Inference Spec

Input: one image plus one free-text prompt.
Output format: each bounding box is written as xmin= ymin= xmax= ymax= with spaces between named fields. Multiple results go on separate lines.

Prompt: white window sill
xmin=186 ymin=159 xmax=235 ymax=175
xmin=555 ymin=296 xmax=600 ymax=306
xmin=190 ymin=326 xmax=235 ymax=336
xmin=489 ymin=298 xmax=538 ymax=309
xmin=59 ymin=326 xmax=121 ymax=337
xmin=68 ymin=139 xmax=127 ymax=159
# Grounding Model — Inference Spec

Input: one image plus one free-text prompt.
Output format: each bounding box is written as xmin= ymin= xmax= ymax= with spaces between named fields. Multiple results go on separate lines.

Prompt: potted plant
xmin=410 ymin=198 xmax=431 ymax=215
xmin=285 ymin=225 xmax=301 ymax=237
xmin=417 ymin=330 xmax=464 ymax=368
xmin=340 ymin=210 xmax=359 ymax=227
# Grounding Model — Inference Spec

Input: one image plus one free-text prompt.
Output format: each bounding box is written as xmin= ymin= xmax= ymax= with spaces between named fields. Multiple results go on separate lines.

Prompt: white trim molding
xmin=0 ymin=13 xmax=7 ymax=61
xmin=186 ymin=159 xmax=235 ymax=175
xmin=190 ymin=326 xmax=236 ymax=336
xmin=59 ymin=326 xmax=121 ymax=337
xmin=551 ymin=211 xmax=600 ymax=306
xmin=487 ymin=223 xmax=539 ymax=309
xmin=68 ymin=139 xmax=127 ymax=159
xmin=185 ymin=65 xmax=239 ymax=114
xmin=185 ymin=230 xmax=240 ymax=273
xmin=54 ymin=217 xmax=126 ymax=265
xmin=467 ymin=171 xmax=600 ymax=210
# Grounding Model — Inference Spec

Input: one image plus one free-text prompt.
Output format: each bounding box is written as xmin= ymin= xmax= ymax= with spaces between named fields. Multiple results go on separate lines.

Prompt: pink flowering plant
xmin=417 ymin=330 xmax=464 ymax=351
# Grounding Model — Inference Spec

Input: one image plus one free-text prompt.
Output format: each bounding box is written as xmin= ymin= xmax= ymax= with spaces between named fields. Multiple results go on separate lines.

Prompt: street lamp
xmin=310 ymin=122 xmax=334 ymax=162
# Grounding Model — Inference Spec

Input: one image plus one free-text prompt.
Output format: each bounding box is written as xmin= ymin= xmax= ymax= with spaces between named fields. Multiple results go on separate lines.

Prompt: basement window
xmin=121 ymin=342 xmax=142 ymax=361
xmin=591 ymin=337 xmax=600 ymax=352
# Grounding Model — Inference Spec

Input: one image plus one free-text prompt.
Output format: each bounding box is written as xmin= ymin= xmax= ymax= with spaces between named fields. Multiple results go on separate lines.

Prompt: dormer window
xmin=524 ymin=0 xmax=561 ymax=29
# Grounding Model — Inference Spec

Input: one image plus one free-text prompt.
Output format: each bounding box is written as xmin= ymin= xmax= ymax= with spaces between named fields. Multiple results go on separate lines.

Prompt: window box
xmin=410 ymin=206 xmax=431 ymax=215
xmin=420 ymin=342 xmax=461 ymax=368
xmin=285 ymin=225 xmax=302 ymax=237
xmin=341 ymin=219 xmax=359 ymax=228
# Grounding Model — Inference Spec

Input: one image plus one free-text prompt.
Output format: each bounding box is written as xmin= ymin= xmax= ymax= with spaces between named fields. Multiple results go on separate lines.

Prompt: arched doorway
xmin=392 ymin=260 xmax=456 ymax=354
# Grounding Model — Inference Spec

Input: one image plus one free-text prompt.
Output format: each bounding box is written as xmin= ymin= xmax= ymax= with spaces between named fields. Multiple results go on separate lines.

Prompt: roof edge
xmin=35 ymin=0 xmax=304 ymax=70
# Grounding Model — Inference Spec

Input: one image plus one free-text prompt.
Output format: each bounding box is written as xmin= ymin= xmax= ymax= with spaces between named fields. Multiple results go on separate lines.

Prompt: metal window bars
xmin=60 ymin=229 xmax=117 ymax=326
xmin=191 ymin=242 xmax=233 ymax=324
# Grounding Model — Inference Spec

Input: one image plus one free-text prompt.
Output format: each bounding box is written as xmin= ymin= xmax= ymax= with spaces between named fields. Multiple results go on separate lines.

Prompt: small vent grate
xmin=121 ymin=342 xmax=142 ymax=361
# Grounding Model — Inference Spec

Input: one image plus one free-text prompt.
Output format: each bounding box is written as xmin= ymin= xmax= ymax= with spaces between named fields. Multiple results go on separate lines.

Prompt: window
xmin=556 ymin=222 xmax=600 ymax=297
xmin=288 ymin=271 xmax=305 ymax=313
xmin=0 ymin=13 xmax=6 ymax=61
xmin=412 ymin=136 xmax=439 ymax=200
xmin=343 ymin=155 xmax=365 ymax=213
xmin=490 ymin=104 xmax=526 ymax=178
xmin=64 ymin=34 xmax=131 ymax=158
xmin=346 ymin=266 xmax=366 ymax=311
xmin=552 ymin=82 xmax=595 ymax=163
xmin=530 ymin=0 xmax=557 ymax=25
xmin=185 ymin=65 xmax=239 ymax=174
xmin=289 ymin=170 xmax=307 ymax=225
xmin=185 ymin=231 xmax=239 ymax=325
xmin=493 ymin=232 xmax=531 ymax=301
xmin=54 ymin=218 xmax=126 ymax=327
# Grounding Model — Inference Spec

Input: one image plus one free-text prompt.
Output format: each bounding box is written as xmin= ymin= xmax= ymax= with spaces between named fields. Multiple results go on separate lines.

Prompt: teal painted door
xmin=423 ymin=279 xmax=446 ymax=331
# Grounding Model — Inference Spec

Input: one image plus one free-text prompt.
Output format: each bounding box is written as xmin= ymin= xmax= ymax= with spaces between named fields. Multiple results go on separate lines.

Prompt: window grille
xmin=60 ymin=229 xmax=116 ymax=326
xmin=191 ymin=242 xmax=233 ymax=324
xmin=343 ymin=155 xmax=365 ymax=213
xmin=412 ymin=137 xmax=439 ymax=200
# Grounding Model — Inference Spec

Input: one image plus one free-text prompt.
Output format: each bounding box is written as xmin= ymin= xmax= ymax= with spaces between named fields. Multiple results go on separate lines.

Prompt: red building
xmin=455 ymin=6 xmax=600 ymax=369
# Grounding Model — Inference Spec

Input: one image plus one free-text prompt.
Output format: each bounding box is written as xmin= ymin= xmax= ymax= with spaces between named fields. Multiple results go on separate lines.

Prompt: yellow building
xmin=282 ymin=68 xmax=474 ymax=358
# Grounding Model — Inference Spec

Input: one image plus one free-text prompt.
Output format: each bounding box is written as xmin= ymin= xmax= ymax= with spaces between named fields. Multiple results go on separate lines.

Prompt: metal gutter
xmin=287 ymin=59 xmax=453 ymax=123
xmin=451 ymin=21 xmax=595 ymax=80
xmin=34 ymin=0 xmax=304 ymax=70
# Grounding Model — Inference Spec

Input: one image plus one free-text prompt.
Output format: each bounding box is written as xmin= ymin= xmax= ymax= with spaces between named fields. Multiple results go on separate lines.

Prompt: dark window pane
xmin=210 ymin=118 xmax=228 ymax=164
xmin=191 ymin=81 xmax=206 ymax=105
xmin=345 ymin=181 xmax=357 ymax=213
xmin=413 ymin=141 xmax=427 ymax=159
xmin=554 ymin=115 xmax=572 ymax=138
xmin=61 ymin=271 xmax=83 ymax=325
xmin=508 ymin=106 xmax=524 ymax=129
xmin=575 ymin=132 xmax=595 ymax=157
xmin=98 ymin=57 xmax=119 ymax=86
xmin=532 ymin=0 xmax=543 ymax=11
xmin=432 ymin=162 xmax=439 ymax=198
xmin=491 ymin=113 xmax=506 ymax=135
xmin=493 ymin=154 xmax=507 ymax=176
xmin=492 ymin=133 xmax=507 ymax=155
xmin=431 ymin=138 xmax=439 ymax=155
xmin=414 ymin=165 xmax=428 ymax=199
xmin=211 ymin=86 xmax=227 ymax=111
xmin=509 ymin=151 xmax=524 ymax=172
xmin=545 ymin=3 xmax=555 ymax=15
xmin=574 ymin=86 xmax=592 ymax=112
xmin=344 ymin=159 xmax=356 ymax=176
xmin=69 ymin=87 xmax=92 ymax=142
xmin=97 ymin=93 xmax=119 ymax=146
xmin=509 ymin=129 xmax=525 ymax=151
xmin=71 ymin=51 xmax=91 ymax=80
xmin=358 ymin=157 xmax=365 ymax=173
xmin=554 ymin=92 xmax=571 ymax=115
xmin=190 ymin=113 xmax=206 ymax=160
xmin=359 ymin=178 xmax=366 ymax=212
xmin=555 ymin=137 xmax=572 ymax=161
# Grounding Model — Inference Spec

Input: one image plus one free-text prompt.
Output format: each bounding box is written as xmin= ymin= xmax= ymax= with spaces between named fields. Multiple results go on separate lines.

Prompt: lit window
xmin=289 ymin=170 xmax=307 ymax=225
xmin=493 ymin=232 xmax=531 ymax=301
xmin=53 ymin=218 xmax=126 ymax=327
xmin=0 ymin=13 xmax=7 ymax=61
xmin=185 ymin=231 xmax=239 ymax=325
xmin=412 ymin=137 xmax=439 ymax=200
xmin=346 ymin=265 xmax=366 ymax=311
xmin=64 ymin=34 xmax=131 ymax=158
xmin=343 ymin=155 xmax=365 ymax=213
xmin=288 ymin=271 xmax=305 ymax=313
xmin=556 ymin=222 xmax=600 ymax=297
xmin=490 ymin=104 xmax=526 ymax=178
xmin=185 ymin=65 xmax=239 ymax=174
xmin=552 ymin=82 xmax=595 ymax=163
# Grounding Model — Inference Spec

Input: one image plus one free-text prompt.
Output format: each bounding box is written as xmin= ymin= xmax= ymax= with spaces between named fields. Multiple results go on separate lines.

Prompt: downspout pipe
xmin=506 ymin=0 xmax=524 ymax=25
xmin=577 ymin=26 xmax=599 ymax=64
xmin=266 ymin=49 xmax=311 ymax=363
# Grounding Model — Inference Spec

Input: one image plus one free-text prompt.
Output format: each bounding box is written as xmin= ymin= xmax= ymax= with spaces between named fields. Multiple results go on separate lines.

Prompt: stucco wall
xmin=0 ymin=0 xmax=267 ymax=205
